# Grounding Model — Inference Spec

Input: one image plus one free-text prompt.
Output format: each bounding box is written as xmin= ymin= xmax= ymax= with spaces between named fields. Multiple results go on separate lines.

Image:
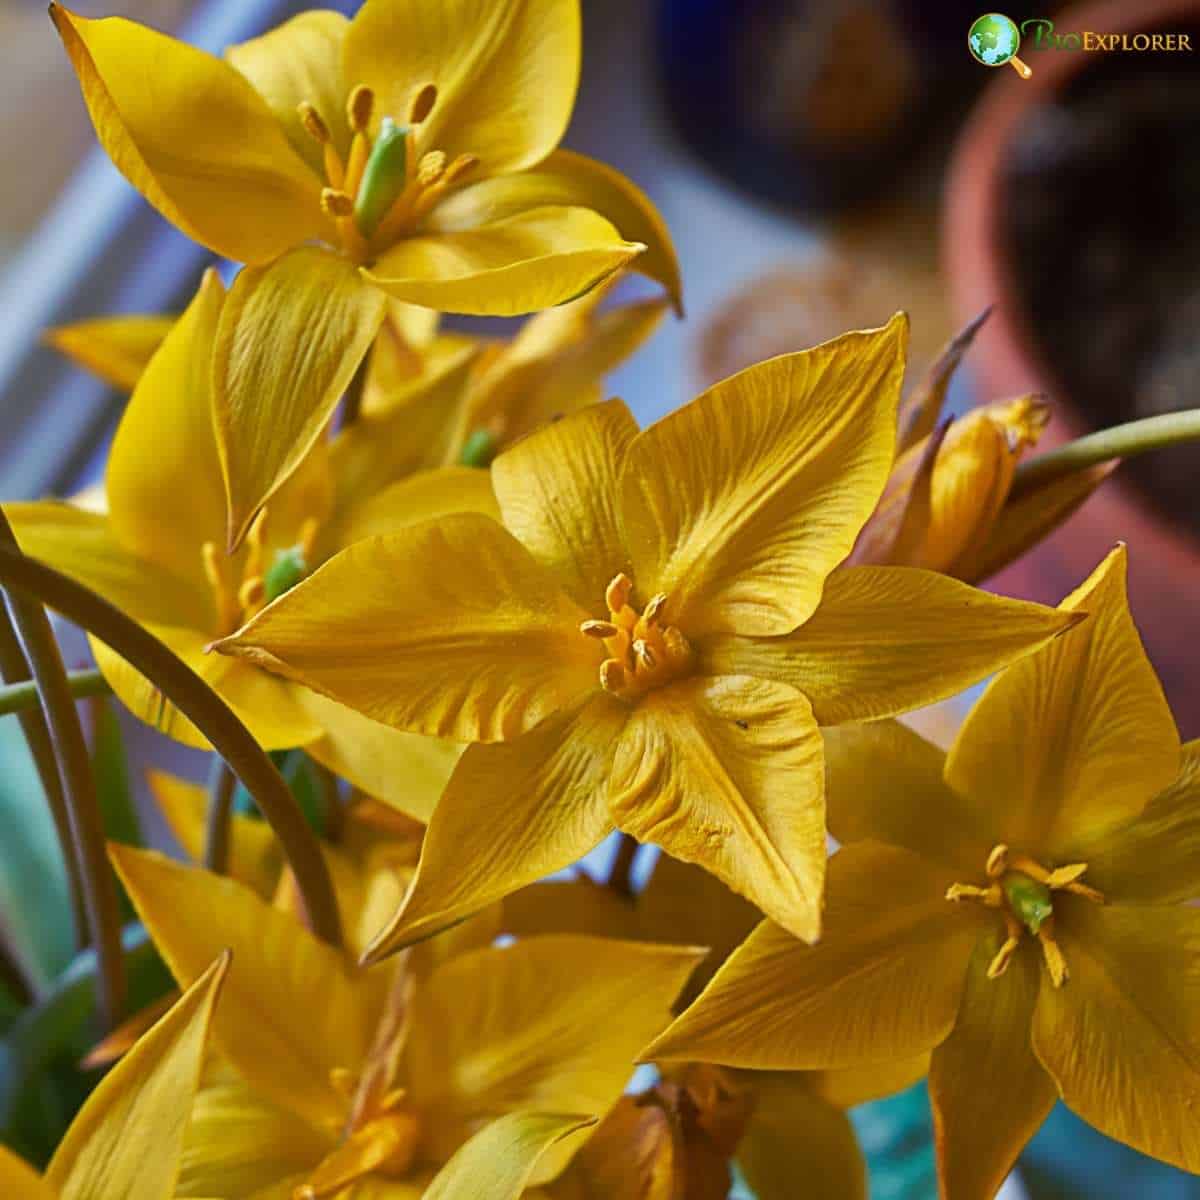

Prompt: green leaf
xmin=88 ymin=699 xmax=142 ymax=922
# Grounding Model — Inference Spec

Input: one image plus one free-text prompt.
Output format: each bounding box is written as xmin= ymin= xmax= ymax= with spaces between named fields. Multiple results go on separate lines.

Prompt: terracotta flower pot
xmin=943 ymin=0 xmax=1200 ymax=735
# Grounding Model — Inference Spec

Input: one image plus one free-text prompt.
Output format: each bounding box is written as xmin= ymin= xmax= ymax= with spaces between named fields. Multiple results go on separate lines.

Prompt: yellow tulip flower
xmin=218 ymin=314 xmax=1078 ymax=952
xmin=109 ymin=844 xmax=702 ymax=1199
xmin=648 ymin=546 xmax=1200 ymax=1198
xmin=51 ymin=0 xmax=680 ymax=546
xmin=0 ymin=953 xmax=228 ymax=1200
xmin=8 ymin=271 xmax=481 ymax=818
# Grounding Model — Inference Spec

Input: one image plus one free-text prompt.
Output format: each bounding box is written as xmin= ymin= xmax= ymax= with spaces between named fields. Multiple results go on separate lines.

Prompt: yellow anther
xmin=238 ymin=575 xmax=265 ymax=615
xmin=1037 ymin=924 xmax=1069 ymax=987
xmin=416 ymin=150 xmax=447 ymax=188
xmin=632 ymin=638 xmax=657 ymax=670
xmin=347 ymin=84 xmax=375 ymax=133
xmin=201 ymin=541 xmax=240 ymax=635
xmin=946 ymin=882 xmax=996 ymax=904
xmin=297 ymin=101 xmax=330 ymax=144
xmin=643 ymin=592 xmax=668 ymax=625
xmin=986 ymin=844 xmax=1009 ymax=878
xmin=600 ymin=659 xmax=627 ymax=692
xmin=321 ymin=188 xmax=355 ymax=219
xmin=408 ymin=81 xmax=438 ymax=124
xmin=986 ymin=924 xmax=1022 ymax=980
xmin=581 ymin=619 xmax=619 ymax=639
xmin=298 ymin=517 xmax=321 ymax=561
xmin=442 ymin=152 xmax=480 ymax=186
xmin=606 ymin=573 xmax=633 ymax=613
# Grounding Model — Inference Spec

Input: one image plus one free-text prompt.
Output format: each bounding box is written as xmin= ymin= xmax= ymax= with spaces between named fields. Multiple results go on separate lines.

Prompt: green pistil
xmin=354 ymin=117 xmax=410 ymax=237
xmin=460 ymin=429 xmax=499 ymax=468
xmin=1002 ymin=872 xmax=1053 ymax=934
xmin=264 ymin=547 xmax=309 ymax=604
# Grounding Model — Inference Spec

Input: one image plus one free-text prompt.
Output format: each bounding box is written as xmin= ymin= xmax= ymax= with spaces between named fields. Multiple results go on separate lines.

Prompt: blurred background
xmin=2 ymin=0 xmax=1199 ymax=1195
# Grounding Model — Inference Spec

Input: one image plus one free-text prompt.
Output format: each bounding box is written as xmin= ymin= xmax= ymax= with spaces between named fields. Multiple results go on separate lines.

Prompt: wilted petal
xmin=620 ymin=316 xmax=906 ymax=638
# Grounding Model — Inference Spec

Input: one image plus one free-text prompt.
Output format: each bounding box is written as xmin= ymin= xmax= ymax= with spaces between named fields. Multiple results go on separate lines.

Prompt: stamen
xmin=946 ymin=882 xmax=998 ymax=904
xmin=987 ymin=913 xmax=1024 ymax=979
xmin=238 ymin=576 xmax=265 ymax=614
xmin=441 ymin=153 xmax=480 ymax=187
xmin=201 ymin=541 xmax=240 ymax=634
xmin=632 ymin=639 xmax=657 ymax=670
xmin=416 ymin=150 xmax=447 ymax=188
xmin=643 ymin=593 xmax=668 ymax=625
xmin=347 ymin=84 xmax=375 ymax=134
xmin=606 ymin=573 xmax=633 ymax=613
xmin=600 ymin=659 xmax=627 ymax=692
xmin=408 ymin=82 xmax=438 ymax=124
xmin=986 ymin=844 xmax=1009 ymax=878
xmin=581 ymin=619 xmax=619 ymax=639
xmin=298 ymin=101 xmax=330 ymax=144
xmin=321 ymin=188 xmax=355 ymax=219
xmin=1037 ymin=924 xmax=1069 ymax=987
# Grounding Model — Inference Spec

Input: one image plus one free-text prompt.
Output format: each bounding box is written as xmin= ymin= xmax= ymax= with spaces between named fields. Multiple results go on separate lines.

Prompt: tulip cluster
xmin=1 ymin=2 xmax=1199 ymax=1198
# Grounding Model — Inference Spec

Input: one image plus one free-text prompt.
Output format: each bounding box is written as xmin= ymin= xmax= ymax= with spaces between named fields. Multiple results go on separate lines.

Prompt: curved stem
xmin=1012 ymin=409 xmax=1200 ymax=499
xmin=607 ymin=832 xmax=640 ymax=898
xmin=0 ymin=667 xmax=110 ymax=717
xmin=0 ymin=544 xmax=343 ymax=950
xmin=0 ymin=609 xmax=89 ymax=949
xmin=204 ymin=758 xmax=236 ymax=875
xmin=0 ymin=522 xmax=124 ymax=1029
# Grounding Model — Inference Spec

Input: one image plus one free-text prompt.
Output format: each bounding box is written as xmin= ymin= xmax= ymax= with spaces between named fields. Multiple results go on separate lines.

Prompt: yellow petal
xmin=619 ymin=316 xmax=906 ymax=638
xmin=90 ymin=627 xmax=323 ymax=752
xmin=646 ymin=843 xmax=980 ymax=1069
xmin=945 ymin=546 xmax=1179 ymax=858
xmin=300 ymin=690 xmax=460 ymax=824
xmin=804 ymin=1056 xmax=930 ymax=1110
xmin=177 ymin=1075 xmax=328 ymax=1200
xmin=46 ymin=951 xmax=230 ymax=1200
xmin=1032 ymin=898 xmax=1200 ymax=1173
xmin=609 ymin=676 xmax=826 ymax=944
xmin=929 ymin=934 xmax=1057 ymax=1200
xmin=702 ymin=565 xmax=1081 ymax=725
xmin=225 ymin=11 xmax=350 ymax=175
xmin=638 ymin=855 xmax=762 ymax=1008
xmin=952 ymin=461 xmax=1118 ymax=585
xmin=737 ymin=1075 xmax=866 ymax=1200
xmin=364 ymin=695 xmax=624 ymax=959
xmin=343 ymin=0 xmax=580 ymax=175
xmin=45 ymin=313 xmax=175 ymax=392
xmin=365 ymin=206 xmax=643 ymax=316
xmin=147 ymin=768 xmax=282 ymax=898
xmin=106 ymin=270 xmax=228 ymax=584
xmin=362 ymin=325 xmax=474 ymax=419
xmin=0 ymin=1148 xmax=54 ymax=1200
xmin=216 ymin=513 xmax=600 ymax=742
xmin=822 ymin=720 xmax=991 ymax=873
xmin=214 ymin=246 xmax=387 ymax=549
xmin=1082 ymin=739 xmax=1200 ymax=904
xmin=4 ymin=503 xmax=207 ymax=629
xmin=427 ymin=149 xmax=682 ymax=310
xmin=492 ymin=399 xmax=638 ymax=611
xmin=50 ymin=4 xmax=325 ymax=264
xmin=332 ymin=465 xmax=498 ymax=547
xmin=406 ymin=935 xmax=703 ymax=1167
xmin=109 ymin=846 xmax=372 ymax=1130
xmin=422 ymin=1113 xmax=597 ymax=1200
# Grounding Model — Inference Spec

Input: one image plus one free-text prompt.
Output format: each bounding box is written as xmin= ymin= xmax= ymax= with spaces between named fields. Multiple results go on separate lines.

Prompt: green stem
xmin=1012 ymin=409 xmax=1200 ymax=499
xmin=203 ymin=759 xmax=236 ymax=875
xmin=0 ymin=544 xmax=343 ymax=950
xmin=0 ymin=518 xmax=124 ymax=1029
xmin=0 ymin=667 xmax=110 ymax=717
xmin=0 ymin=609 xmax=89 ymax=949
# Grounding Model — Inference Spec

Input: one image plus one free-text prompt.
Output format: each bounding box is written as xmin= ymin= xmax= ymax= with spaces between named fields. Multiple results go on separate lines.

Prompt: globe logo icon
xmin=968 ymin=13 xmax=1033 ymax=78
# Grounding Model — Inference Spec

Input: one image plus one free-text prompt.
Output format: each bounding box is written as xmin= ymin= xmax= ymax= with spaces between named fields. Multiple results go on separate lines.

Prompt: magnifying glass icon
xmin=968 ymin=13 xmax=1033 ymax=78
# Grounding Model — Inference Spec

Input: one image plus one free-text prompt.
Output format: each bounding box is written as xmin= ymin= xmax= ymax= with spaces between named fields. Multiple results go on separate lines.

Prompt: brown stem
xmin=310 ymin=756 xmax=344 ymax=842
xmin=0 ymin=519 xmax=124 ymax=1028
xmin=608 ymin=832 xmax=640 ymax=898
xmin=0 ymin=543 xmax=343 ymax=949
xmin=0 ymin=607 xmax=89 ymax=949
xmin=204 ymin=758 xmax=237 ymax=875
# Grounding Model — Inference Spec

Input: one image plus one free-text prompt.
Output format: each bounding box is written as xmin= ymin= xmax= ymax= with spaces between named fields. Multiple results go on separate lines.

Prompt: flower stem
xmin=0 ymin=666 xmax=110 ymax=717
xmin=0 ymin=517 xmax=125 ymax=1029
xmin=1012 ymin=409 xmax=1200 ymax=499
xmin=204 ymin=758 xmax=236 ymax=875
xmin=310 ymin=756 xmax=344 ymax=842
xmin=608 ymin=832 xmax=640 ymax=898
xmin=0 ymin=543 xmax=343 ymax=950
xmin=0 ymin=606 xmax=90 ymax=950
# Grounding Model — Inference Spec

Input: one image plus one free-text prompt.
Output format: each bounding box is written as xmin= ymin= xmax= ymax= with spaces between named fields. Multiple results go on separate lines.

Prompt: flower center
xmin=582 ymin=573 xmax=695 ymax=701
xmin=298 ymin=83 xmax=479 ymax=263
xmin=201 ymin=509 xmax=319 ymax=637
xmin=946 ymin=843 xmax=1105 ymax=988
